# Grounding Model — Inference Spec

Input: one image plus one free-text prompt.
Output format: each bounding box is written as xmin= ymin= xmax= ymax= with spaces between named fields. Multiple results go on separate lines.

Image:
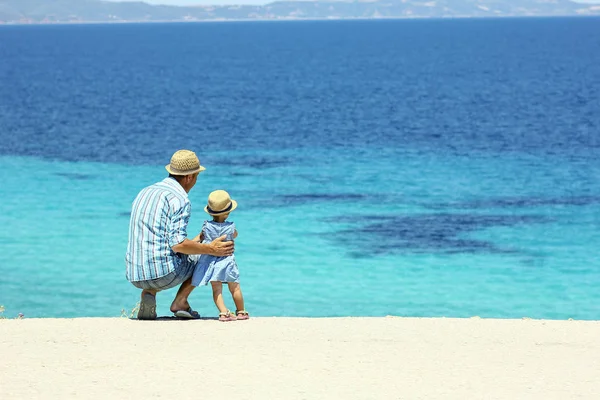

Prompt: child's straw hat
xmin=165 ymin=150 xmax=206 ymax=176
xmin=205 ymin=190 xmax=238 ymax=216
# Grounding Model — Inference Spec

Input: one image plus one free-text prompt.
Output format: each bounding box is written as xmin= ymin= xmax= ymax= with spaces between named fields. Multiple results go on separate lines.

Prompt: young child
xmin=191 ymin=190 xmax=249 ymax=322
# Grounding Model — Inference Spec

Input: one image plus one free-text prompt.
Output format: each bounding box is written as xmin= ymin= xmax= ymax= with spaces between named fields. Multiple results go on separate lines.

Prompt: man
xmin=126 ymin=149 xmax=234 ymax=320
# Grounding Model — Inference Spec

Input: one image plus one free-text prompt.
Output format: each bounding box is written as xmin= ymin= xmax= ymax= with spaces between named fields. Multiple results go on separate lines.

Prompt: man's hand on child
xmin=209 ymin=235 xmax=234 ymax=257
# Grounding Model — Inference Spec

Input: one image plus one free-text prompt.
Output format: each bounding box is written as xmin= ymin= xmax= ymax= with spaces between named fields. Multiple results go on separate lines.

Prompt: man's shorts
xmin=131 ymin=255 xmax=200 ymax=291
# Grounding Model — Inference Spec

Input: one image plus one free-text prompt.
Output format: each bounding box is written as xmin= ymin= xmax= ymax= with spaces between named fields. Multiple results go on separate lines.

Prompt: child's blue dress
xmin=191 ymin=220 xmax=239 ymax=286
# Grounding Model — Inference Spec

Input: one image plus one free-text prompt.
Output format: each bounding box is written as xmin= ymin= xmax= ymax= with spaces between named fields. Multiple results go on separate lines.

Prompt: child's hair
xmin=213 ymin=213 xmax=229 ymax=223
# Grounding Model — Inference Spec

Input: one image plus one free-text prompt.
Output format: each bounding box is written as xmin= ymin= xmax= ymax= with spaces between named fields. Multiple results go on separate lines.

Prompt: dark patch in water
xmin=75 ymin=214 xmax=103 ymax=220
xmin=425 ymin=195 xmax=600 ymax=210
xmin=229 ymin=172 xmax=254 ymax=177
xmin=54 ymin=172 xmax=94 ymax=180
xmin=328 ymin=213 xmax=553 ymax=256
xmin=295 ymin=174 xmax=333 ymax=184
xmin=211 ymin=156 xmax=290 ymax=170
xmin=267 ymin=245 xmax=285 ymax=252
xmin=275 ymin=193 xmax=368 ymax=206
xmin=520 ymin=257 xmax=547 ymax=268
xmin=117 ymin=211 xmax=131 ymax=218
xmin=247 ymin=159 xmax=288 ymax=169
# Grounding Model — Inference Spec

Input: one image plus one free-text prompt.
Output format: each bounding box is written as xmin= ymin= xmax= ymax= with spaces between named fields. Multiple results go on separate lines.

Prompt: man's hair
xmin=169 ymin=173 xmax=186 ymax=182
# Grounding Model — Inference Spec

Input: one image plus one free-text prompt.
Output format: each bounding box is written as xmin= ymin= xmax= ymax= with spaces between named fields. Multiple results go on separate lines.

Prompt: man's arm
xmin=171 ymin=235 xmax=233 ymax=257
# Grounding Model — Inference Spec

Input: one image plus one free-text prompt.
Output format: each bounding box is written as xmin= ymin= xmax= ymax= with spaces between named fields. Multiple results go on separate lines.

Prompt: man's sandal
xmin=219 ymin=311 xmax=237 ymax=322
xmin=137 ymin=293 xmax=157 ymax=320
xmin=173 ymin=307 xmax=201 ymax=319
xmin=235 ymin=310 xmax=250 ymax=320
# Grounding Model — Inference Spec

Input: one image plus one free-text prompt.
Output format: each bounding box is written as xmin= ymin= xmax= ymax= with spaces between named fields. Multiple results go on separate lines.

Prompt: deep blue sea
xmin=1 ymin=18 xmax=600 ymax=319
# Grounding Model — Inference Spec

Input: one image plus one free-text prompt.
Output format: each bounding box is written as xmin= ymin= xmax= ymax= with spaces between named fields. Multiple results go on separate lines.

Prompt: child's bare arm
xmin=233 ymin=229 xmax=238 ymax=239
xmin=192 ymin=232 xmax=205 ymax=242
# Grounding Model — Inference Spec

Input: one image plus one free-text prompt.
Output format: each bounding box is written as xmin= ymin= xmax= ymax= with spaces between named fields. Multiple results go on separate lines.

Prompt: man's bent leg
xmin=131 ymin=272 xmax=175 ymax=320
xmin=170 ymin=277 xmax=196 ymax=314
xmin=169 ymin=255 xmax=200 ymax=315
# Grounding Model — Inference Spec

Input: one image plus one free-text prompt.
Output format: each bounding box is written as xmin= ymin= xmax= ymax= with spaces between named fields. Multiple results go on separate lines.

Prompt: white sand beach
xmin=1 ymin=317 xmax=599 ymax=399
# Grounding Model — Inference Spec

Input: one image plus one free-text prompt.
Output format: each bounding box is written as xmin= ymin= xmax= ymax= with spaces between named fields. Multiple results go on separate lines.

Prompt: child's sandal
xmin=235 ymin=310 xmax=250 ymax=320
xmin=219 ymin=311 xmax=236 ymax=322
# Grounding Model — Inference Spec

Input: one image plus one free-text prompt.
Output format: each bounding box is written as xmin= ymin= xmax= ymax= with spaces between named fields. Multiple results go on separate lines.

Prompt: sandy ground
xmin=1 ymin=317 xmax=599 ymax=399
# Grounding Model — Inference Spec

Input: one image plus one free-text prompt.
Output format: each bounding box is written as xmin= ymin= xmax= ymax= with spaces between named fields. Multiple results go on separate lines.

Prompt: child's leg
xmin=227 ymin=282 xmax=245 ymax=312
xmin=211 ymin=282 xmax=228 ymax=314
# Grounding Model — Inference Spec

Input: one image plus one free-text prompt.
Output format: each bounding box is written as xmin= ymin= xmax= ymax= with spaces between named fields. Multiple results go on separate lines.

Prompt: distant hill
xmin=1 ymin=0 xmax=599 ymax=23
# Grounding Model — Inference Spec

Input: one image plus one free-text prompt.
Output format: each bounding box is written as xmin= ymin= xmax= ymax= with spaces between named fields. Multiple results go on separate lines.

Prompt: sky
xmin=105 ymin=0 xmax=600 ymax=6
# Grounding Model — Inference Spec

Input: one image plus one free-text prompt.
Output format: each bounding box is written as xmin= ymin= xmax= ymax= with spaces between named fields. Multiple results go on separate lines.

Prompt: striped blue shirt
xmin=126 ymin=177 xmax=191 ymax=282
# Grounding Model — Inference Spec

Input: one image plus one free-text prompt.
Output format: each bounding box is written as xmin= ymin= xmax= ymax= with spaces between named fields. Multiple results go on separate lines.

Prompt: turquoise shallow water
xmin=1 ymin=148 xmax=600 ymax=319
xmin=1 ymin=19 xmax=600 ymax=319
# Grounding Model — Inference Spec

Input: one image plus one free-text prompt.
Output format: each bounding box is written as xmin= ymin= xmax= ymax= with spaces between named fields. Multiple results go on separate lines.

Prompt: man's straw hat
xmin=205 ymin=190 xmax=238 ymax=216
xmin=165 ymin=150 xmax=206 ymax=176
